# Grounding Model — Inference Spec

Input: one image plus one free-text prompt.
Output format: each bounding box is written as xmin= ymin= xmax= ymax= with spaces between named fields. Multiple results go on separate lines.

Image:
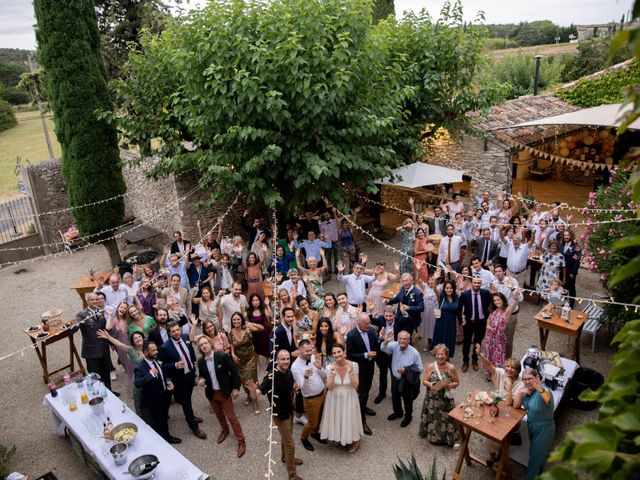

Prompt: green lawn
xmin=0 ymin=109 xmax=61 ymax=199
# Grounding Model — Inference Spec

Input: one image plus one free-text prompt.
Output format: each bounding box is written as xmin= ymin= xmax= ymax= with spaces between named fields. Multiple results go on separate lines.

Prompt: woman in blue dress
xmin=431 ymin=273 xmax=460 ymax=358
xmin=515 ymin=367 xmax=555 ymax=480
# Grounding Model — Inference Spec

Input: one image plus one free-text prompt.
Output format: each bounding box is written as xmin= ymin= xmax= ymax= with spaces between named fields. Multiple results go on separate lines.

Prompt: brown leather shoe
xmin=472 ymin=362 xmax=479 ymax=371
xmin=217 ymin=430 xmax=229 ymax=444
xmin=194 ymin=416 xmax=204 ymax=423
xmin=193 ymin=428 xmax=207 ymax=439
xmin=461 ymin=363 xmax=469 ymax=373
xmin=282 ymin=457 xmax=303 ymax=465
xmin=237 ymin=441 xmax=246 ymax=458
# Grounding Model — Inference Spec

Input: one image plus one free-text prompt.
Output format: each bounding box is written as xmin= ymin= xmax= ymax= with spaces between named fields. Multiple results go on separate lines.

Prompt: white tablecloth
xmin=510 ymin=356 xmax=579 ymax=466
xmin=43 ymin=387 xmax=208 ymax=480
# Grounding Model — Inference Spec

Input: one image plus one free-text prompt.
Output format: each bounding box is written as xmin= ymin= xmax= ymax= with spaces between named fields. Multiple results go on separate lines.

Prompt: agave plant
xmin=393 ymin=455 xmax=445 ymax=480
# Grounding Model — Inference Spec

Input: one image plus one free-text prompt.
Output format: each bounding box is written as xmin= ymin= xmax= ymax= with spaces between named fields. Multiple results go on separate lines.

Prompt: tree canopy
xmin=112 ymin=0 xmax=498 ymax=213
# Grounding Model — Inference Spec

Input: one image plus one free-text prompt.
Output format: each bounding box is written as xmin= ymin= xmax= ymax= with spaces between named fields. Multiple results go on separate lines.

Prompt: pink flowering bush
xmin=580 ymin=165 xmax=639 ymax=329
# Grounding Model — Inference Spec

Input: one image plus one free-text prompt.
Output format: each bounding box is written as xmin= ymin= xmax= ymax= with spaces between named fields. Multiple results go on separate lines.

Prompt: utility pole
xmin=27 ymin=55 xmax=55 ymax=161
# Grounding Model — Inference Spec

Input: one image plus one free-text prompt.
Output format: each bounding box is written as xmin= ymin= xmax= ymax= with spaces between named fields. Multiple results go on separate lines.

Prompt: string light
xmin=333 ymin=205 xmax=640 ymax=311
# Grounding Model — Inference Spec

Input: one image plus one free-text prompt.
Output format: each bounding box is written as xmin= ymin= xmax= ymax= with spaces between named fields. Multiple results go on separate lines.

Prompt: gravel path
xmin=0 ymin=237 xmax=613 ymax=480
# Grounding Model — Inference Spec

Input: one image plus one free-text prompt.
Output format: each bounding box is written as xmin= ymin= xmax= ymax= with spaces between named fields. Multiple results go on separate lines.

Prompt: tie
xmin=177 ymin=340 xmax=193 ymax=371
xmin=447 ymin=237 xmax=452 ymax=264
xmin=153 ymin=360 xmax=166 ymax=390
xmin=473 ymin=292 xmax=480 ymax=322
xmin=483 ymin=241 xmax=489 ymax=264
xmin=287 ymin=327 xmax=292 ymax=346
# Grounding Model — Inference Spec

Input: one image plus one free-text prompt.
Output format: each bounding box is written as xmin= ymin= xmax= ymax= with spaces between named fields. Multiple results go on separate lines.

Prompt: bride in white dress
xmin=319 ymin=344 xmax=363 ymax=453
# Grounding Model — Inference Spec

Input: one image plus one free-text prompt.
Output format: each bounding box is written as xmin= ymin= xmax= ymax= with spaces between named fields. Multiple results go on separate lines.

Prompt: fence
xmin=0 ymin=196 xmax=38 ymax=245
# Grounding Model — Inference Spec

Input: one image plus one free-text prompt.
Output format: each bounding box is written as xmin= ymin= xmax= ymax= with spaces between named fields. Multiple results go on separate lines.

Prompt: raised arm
xmin=96 ymin=329 xmax=129 ymax=352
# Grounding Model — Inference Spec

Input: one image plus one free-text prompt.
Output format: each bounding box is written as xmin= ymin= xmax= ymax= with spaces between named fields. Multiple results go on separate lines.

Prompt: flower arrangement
xmin=580 ymin=164 xmax=640 ymax=330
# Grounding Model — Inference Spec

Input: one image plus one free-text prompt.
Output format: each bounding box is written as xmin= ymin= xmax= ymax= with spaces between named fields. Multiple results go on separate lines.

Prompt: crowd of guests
xmin=69 ymin=190 xmax=575 ymax=480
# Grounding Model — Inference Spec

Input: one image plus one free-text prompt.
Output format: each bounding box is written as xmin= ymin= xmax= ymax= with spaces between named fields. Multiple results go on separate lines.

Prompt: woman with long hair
xmin=189 ymin=317 xmax=230 ymax=353
xmin=413 ymin=228 xmax=430 ymax=283
xmin=230 ymin=235 xmax=249 ymax=280
xmin=296 ymin=250 xmax=327 ymax=311
xmin=322 ymin=293 xmax=339 ymax=325
xmin=418 ymin=276 xmax=438 ymax=353
xmin=246 ymin=293 xmax=272 ymax=360
xmin=127 ymin=304 xmax=155 ymax=337
xmin=106 ymin=302 xmax=134 ymax=378
xmin=295 ymin=295 xmax=319 ymax=342
xmin=243 ymin=252 xmax=264 ymax=301
xmin=314 ymin=317 xmax=343 ymax=365
xmin=366 ymin=260 xmax=400 ymax=316
xmin=136 ymin=277 xmax=157 ymax=317
xmin=251 ymin=230 xmax=272 ymax=275
xmin=431 ymin=273 xmax=460 ymax=358
xmin=480 ymin=291 xmax=519 ymax=378
xmin=191 ymin=285 xmax=217 ymax=324
xmin=396 ymin=218 xmax=415 ymax=276
xmin=229 ymin=311 xmax=265 ymax=415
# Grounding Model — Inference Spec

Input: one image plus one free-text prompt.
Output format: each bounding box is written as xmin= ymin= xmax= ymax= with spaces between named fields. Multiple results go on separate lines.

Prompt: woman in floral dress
xmin=419 ymin=344 xmax=460 ymax=447
xmin=296 ymin=250 xmax=327 ymax=311
xmin=396 ymin=219 xmax=415 ymax=275
xmin=536 ymin=240 xmax=566 ymax=292
xmin=481 ymin=292 xmax=519 ymax=374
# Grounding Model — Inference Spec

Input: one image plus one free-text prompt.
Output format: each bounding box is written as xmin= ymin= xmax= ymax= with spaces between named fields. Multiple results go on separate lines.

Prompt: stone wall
xmin=379 ymin=135 xmax=512 ymax=214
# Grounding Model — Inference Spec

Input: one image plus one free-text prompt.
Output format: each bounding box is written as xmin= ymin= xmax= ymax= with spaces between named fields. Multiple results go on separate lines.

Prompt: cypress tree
xmin=34 ymin=0 xmax=126 ymax=266
xmin=373 ymin=0 xmax=395 ymax=23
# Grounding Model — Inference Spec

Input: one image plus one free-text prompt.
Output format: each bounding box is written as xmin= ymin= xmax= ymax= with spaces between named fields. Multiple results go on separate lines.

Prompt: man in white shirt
xmin=491 ymin=265 xmax=523 ymax=358
xmin=470 ymin=256 xmax=495 ymax=289
xmin=474 ymin=190 xmax=495 ymax=210
xmin=438 ymin=224 xmax=463 ymax=274
xmin=215 ymin=282 xmax=248 ymax=332
xmin=278 ymin=268 xmax=308 ymax=298
xmin=335 ymin=293 xmax=358 ymax=337
xmin=503 ymin=232 xmax=532 ymax=288
xmin=381 ymin=330 xmax=423 ymax=428
xmin=336 ymin=261 xmax=375 ymax=309
xmin=319 ymin=211 xmax=339 ymax=274
xmin=291 ymin=339 xmax=327 ymax=452
xmin=94 ymin=274 xmax=129 ymax=309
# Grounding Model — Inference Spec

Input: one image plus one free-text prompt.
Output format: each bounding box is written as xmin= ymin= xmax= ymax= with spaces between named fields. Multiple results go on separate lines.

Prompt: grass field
xmin=0 ymin=109 xmax=61 ymax=201
xmin=490 ymin=42 xmax=579 ymax=60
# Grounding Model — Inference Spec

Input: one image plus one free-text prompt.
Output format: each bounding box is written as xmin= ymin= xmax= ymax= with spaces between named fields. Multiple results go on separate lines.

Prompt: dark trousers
xmin=462 ymin=321 xmax=486 ymax=364
xmin=357 ymin=364 xmax=375 ymax=422
xmin=565 ymin=274 xmax=577 ymax=308
xmin=148 ymin=390 xmax=171 ymax=440
xmin=85 ymin=354 xmax=112 ymax=391
xmin=173 ymin=370 xmax=198 ymax=431
xmin=376 ymin=352 xmax=392 ymax=396
xmin=391 ymin=375 xmax=415 ymax=418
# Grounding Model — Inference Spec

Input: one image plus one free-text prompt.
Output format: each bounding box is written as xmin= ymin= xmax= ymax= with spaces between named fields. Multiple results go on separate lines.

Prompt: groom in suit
xmin=458 ymin=277 xmax=492 ymax=372
xmin=386 ymin=273 xmax=424 ymax=334
xmin=159 ymin=321 xmax=207 ymax=439
xmin=196 ymin=336 xmax=246 ymax=457
xmin=346 ymin=313 xmax=380 ymax=436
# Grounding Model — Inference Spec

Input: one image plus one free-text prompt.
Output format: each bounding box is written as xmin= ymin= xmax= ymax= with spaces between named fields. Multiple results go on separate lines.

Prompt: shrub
xmin=489 ymin=51 xmax=564 ymax=98
xmin=561 ymin=37 xmax=632 ymax=83
xmin=0 ymin=86 xmax=31 ymax=105
xmin=0 ymin=99 xmax=17 ymax=132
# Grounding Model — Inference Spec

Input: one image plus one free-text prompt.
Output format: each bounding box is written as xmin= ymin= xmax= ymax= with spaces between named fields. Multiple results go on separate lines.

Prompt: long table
xmin=509 ymin=355 xmax=579 ymax=466
xmin=44 ymin=387 xmax=208 ymax=480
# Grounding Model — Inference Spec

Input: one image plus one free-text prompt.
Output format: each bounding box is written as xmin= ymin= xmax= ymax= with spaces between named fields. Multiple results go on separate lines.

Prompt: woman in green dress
xmin=419 ymin=344 xmax=460 ymax=447
xmin=127 ymin=304 xmax=155 ymax=337
xmin=514 ymin=367 xmax=555 ymax=480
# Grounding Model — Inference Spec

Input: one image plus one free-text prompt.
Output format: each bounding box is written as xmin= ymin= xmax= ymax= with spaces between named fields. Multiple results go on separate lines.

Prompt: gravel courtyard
xmin=0 ymin=236 xmax=614 ymax=480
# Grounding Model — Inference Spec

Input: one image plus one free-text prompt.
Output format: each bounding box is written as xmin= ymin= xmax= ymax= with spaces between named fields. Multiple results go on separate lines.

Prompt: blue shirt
xmin=380 ymin=341 xmax=423 ymax=379
xmin=294 ymin=238 xmax=332 ymax=262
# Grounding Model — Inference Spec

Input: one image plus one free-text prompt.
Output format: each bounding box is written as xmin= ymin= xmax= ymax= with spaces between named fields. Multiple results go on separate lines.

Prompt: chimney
xmin=533 ymin=55 xmax=542 ymax=96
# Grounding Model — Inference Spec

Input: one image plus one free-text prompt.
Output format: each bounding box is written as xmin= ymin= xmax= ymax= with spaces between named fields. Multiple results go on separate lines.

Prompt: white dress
xmin=320 ymin=362 xmax=363 ymax=445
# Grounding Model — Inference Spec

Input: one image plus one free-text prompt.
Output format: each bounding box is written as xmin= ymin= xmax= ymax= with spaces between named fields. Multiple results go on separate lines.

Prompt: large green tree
xmin=34 ymin=0 xmax=126 ymax=265
xmin=112 ymin=0 xmax=497 ymax=213
xmin=372 ymin=0 xmax=394 ymax=23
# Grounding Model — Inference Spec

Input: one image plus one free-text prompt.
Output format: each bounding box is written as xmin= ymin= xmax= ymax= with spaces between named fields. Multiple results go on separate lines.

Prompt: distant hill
xmin=0 ymin=48 xmax=33 ymax=65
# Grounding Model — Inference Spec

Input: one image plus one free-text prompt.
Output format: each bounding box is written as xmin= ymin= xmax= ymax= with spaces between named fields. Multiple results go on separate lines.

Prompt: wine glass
xmin=474 ymin=400 xmax=483 ymax=424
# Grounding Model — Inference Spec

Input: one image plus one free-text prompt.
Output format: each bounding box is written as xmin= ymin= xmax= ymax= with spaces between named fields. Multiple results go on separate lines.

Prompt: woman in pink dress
xmin=244 ymin=252 xmax=264 ymax=301
xmin=481 ymin=292 xmax=519 ymax=379
xmin=366 ymin=260 xmax=400 ymax=315
xmin=106 ymin=302 xmax=134 ymax=380
xmin=413 ymin=228 xmax=430 ymax=283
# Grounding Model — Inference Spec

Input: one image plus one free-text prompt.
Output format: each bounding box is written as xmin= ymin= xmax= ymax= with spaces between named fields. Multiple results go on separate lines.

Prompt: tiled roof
xmin=473 ymin=94 xmax=580 ymax=149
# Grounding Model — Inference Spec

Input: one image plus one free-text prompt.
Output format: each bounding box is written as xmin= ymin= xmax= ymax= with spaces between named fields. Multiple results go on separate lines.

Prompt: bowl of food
xmin=110 ymin=422 xmax=138 ymax=446
xmin=126 ymin=454 xmax=159 ymax=479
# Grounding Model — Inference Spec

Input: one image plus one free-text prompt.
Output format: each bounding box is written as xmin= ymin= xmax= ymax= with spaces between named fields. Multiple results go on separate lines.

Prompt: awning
xmin=502 ymin=103 xmax=640 ymax=131
xmin=376 ymin=162 xmax=464 ymax=188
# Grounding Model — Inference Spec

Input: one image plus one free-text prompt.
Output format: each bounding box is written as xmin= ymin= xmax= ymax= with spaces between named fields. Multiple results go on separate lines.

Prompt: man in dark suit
xmin=471 ymin=228 xmax=500 ymax=268
xmin=196 ymin=336 xmax=246 ymax=457
xmin=240 ymin=209 xmax=265 ymax=249
xmin=134 ymin=340 xmax=181 ymax=444
xmin=427 ymin=206 xmax=448 ymax=236
xmin=273 ymin=307 xmax=299 ymax=358
xmin=458 ymin=277 xmax=492 ymax=372
xmin=158 ymin=321 xmax=207 ymax=439
xmin=72 ymin=292 xmax=116 ymax=393
xmin=147 ymin=308 xmax=170 ymax=348
xmin=170 ymin=230 xmax=191 ymax=259
xmin=386 ymin=273 xmax=424 ymax=334
xmin=346 ymin=313 xmax=380 ymax=436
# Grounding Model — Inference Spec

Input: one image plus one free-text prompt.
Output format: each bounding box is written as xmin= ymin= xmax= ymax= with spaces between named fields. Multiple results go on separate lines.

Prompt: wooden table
xmin=25 ymin=325 xmax=84 ymax=384
xmin=70 ymin=272 xmax=109 ymax=308
xmin=449 ymin=402 xmax=526 ymax=480
xmin=535 ymin=305 xmax=587 ymax=363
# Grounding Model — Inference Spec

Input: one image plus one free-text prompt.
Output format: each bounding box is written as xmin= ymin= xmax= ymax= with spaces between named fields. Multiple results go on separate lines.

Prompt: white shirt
xmin=493 ymin=276 xmax=523 ymax=312
xmin=217 ymin=294 xmax=248 ymax=331
xmin=171 ymin=337 xmax=193 ymax=374
xmin=438 ymin=234 xmax=463 ymax=264
xmin=204 ymin=352 xmax=221 ymax=390
xmin=319 ymin=219 xmax=339 ymax=243
xmin=291 ymin=355 xmax=327 ymax=397
xmin=278 ymin=279 xmax=308 ymax=298
xmin=358 ymin=328 xmax=373 ymax=361
xmin=95 ymin=285 xmax=129 ymax=309
xmin=145 ymin=358 xmax=168 ymax=388
xmin=380 ymin=341 xmax=423 ymax=379
xmin=506 ymin=242 xmax=531 ymax=273
xmin=336 ymin=273 xmax=376 ymax=305
xmin=471 ymin=266 xmax=495 ymax=289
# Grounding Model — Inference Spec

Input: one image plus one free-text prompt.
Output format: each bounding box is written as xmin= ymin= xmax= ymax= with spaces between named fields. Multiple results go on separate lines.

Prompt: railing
xmin=0 ymin=196 xmax=38 ymax=244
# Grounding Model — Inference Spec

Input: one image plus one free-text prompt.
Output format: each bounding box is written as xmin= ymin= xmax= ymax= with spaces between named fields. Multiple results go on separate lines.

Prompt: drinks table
xmin=535 ymin=305 xmax=586 ymax=363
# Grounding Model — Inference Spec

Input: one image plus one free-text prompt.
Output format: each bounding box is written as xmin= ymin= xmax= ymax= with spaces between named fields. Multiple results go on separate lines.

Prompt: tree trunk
xmin=102 ymin=237 xmax=122 ymax=267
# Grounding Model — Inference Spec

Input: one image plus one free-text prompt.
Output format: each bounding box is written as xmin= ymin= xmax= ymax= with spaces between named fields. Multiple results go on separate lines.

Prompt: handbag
xmin=434 ymin=296 xmax=445 ymax=319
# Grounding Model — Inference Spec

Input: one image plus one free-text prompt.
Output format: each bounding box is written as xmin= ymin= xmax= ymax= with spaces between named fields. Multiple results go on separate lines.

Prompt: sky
xmin=0 ymin=0 xmax=634 ymax=51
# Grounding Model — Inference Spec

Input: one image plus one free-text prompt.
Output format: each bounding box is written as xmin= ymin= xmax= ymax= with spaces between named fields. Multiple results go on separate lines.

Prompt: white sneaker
xmin=294 ymin=415 xmax=308 ymax=425
xmin=110 ymin=371 xmax=117 ymax=381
